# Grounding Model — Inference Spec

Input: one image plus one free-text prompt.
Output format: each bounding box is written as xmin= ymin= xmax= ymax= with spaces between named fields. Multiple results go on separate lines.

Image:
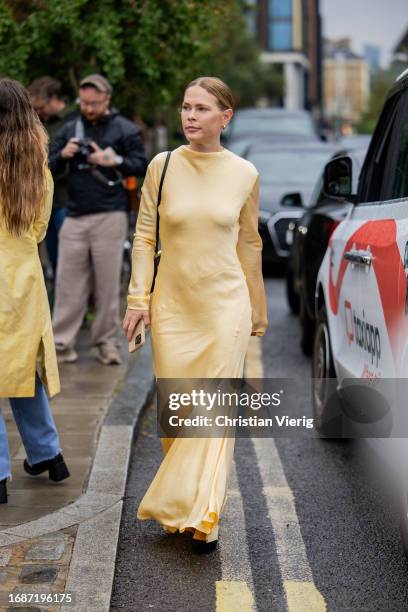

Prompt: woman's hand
xmin=123 ymin=308 xmax=150 ymax=341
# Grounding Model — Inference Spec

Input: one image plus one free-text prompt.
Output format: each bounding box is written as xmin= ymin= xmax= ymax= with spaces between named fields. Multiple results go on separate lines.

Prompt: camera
xmin=75 ymin=138 xmax=94 ymax=169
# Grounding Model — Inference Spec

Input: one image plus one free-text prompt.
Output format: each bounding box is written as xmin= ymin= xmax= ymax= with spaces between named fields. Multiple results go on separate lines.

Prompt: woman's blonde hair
xmin=0 ymin=78 xmax=48 ymax=236
xmin=185 ymin=77 xmax=235 ymax=111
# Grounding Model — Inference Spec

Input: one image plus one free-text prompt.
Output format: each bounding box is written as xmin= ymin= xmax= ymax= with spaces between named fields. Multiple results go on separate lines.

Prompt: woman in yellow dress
xmin=0 ymin=78 xmax=70 ymax=505
xmin=123 ymin=76 xmax=267 ymax=552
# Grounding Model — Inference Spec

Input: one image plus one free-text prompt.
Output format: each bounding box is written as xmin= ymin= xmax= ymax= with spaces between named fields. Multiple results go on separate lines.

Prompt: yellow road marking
xmin=216 ymin=580 xmax=254 ymax=612
xmin=284 ymin=580 xmax=327 ymax=612
xmin=253 ymin=439 xmax=327 ymax=611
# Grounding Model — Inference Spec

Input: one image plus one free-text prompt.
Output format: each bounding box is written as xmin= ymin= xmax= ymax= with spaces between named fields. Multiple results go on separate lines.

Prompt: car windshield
xmin=249 ymin=150 xmax=333 ymax=187
xmin=231 ymin=115 xmax=316 ymax=138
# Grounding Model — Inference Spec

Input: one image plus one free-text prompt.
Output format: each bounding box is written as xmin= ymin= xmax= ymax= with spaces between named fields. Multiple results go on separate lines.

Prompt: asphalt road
xmin=111 ymin=278 xmax=408 ymax=612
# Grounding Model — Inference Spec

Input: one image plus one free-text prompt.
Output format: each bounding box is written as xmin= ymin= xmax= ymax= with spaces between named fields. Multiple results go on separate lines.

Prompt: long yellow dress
xmin=0 ymin=169 xmax=60 ymax=398
xmin=127 ymin=145 xmax=268 ymax=542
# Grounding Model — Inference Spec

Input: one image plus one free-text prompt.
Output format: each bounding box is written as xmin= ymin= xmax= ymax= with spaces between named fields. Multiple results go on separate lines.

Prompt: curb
xmin=1 ymin=341 xmax=154 ymax=611
xmin=63 ymin=341 xmax=155 ymax=611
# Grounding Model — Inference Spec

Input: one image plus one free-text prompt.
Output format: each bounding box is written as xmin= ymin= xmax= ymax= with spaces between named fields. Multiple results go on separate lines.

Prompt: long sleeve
xmin=127 ymin=161 xmax=159 ymax=309
xmin=236 ymin=175 xmax=268 ymax=336
xmin=32 ymin=169 xmax=54 ymax=243
xmin=49 ymin=124 xmax=69 ymax=176
xmin=116 ymin=126 xmax=148 ymax=177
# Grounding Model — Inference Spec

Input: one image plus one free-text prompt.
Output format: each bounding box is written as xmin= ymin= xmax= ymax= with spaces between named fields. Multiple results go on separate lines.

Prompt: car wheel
xmin=312 ymin=304 xmax=343 ymax=437
xmin=300 ymin=297 xmax=315 ymax=356
xmin=286 ymin=265 xmax=300 ymax=315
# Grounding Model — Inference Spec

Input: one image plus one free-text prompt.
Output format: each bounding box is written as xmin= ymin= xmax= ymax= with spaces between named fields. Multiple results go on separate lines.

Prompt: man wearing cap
xmin=49 ymin=74 xmax=148 ymax=365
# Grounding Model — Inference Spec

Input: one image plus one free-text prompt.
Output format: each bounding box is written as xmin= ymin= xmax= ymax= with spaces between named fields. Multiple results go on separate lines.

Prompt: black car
xmin=244 ymin=141 xmax=339 ymax=269
xmin=286 ymin=145 xmax=369 ymax=354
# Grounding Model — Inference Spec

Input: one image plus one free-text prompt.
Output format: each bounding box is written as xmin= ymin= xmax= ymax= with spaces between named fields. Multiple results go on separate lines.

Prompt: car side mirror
xmin=324 ymin=156 xmax=354 ymax=199
xmin=281 ymin=192 xmax=303 ymax=207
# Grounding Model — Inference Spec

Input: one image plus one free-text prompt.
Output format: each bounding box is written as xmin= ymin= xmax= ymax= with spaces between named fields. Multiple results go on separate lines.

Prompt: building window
xmin=269 ymin=0 xmax=292 ymax=19
xmin=268 ymin=0 xmax=293 ymax=51
xmin=269 ymin=21 xmax=292 ymax=51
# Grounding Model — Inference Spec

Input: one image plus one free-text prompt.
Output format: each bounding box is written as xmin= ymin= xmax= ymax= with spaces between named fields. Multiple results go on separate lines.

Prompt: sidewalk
xmin=0 ymin=330 xmax=154 ymax=611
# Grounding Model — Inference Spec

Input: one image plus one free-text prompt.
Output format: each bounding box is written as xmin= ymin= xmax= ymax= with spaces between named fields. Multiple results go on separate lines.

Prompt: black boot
xmin=191 ymin=539 xmax=218 ymax=555
xmin=23 ymin=453 xmax=70 ymax=482
xmin=0 ymin=478 xmax=7 ymax=504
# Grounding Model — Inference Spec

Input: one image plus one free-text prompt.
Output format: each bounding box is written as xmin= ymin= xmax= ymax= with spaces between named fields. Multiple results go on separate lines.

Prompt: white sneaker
xmin=56 ymin=347 xmax=78 ymax=363
xmin=97 ymin=345 xmax=122 ymax=365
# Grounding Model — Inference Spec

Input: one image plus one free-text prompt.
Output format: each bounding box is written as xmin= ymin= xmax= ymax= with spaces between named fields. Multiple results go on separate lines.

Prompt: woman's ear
xmin=223 ymin=108 xmax=233 ymax=127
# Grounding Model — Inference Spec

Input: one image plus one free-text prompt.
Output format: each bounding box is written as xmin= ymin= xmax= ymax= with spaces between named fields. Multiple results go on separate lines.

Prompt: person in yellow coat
xmin=0 ymin=79 xmax=70 ymax=505
xmin=123 ymin=77 xmax=268 ymax=553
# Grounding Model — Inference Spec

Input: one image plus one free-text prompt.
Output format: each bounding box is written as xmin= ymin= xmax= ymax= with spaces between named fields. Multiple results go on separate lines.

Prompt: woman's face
xmin=181 ymin=85 xmax=232 ymax=145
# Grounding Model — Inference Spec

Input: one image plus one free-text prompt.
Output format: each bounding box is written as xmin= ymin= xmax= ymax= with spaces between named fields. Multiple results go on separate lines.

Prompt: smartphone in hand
xmin=128 ymin=318 xmax=146 ymax=353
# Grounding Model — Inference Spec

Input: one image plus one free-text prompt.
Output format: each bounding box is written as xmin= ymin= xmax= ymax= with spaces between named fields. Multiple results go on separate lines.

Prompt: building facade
xmin=255 ymin=0 xmax=323 ymax=117
xmin=323 ymin=39 xmax=370 ymax=128
xmin=363 ymin=44 xmax=381 ymax=75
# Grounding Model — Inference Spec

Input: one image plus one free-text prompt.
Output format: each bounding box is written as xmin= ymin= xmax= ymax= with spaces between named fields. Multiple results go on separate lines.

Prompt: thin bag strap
xmin=75 ymin=117 xmax=85 ymax=140
xmin=155 ymin=151 xmax=171 ymax=253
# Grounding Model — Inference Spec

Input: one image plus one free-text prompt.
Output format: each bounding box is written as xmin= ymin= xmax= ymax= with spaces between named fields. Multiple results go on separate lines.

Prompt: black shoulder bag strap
xmin=155 ymin=151 xmax=172 ymax=254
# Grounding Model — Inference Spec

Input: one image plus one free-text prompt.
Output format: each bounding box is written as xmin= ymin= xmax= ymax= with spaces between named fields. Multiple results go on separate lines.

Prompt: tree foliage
xmin=0 ymin=0 xmax=282 ymax=117
xmin=204 ymin=4 xmax=283 ymax=108
xmin=358 ymin=63 xmax=403 ymax=133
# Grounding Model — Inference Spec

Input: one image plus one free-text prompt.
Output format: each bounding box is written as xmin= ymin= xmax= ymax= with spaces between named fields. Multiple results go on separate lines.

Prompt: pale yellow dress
xmin=0 ymin=169 xmax=60 ymax=398
xmin=127 ymin=145 xmax=268 ymax=542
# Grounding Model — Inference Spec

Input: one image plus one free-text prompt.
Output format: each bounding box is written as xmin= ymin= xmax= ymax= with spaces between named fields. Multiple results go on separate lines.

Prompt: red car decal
xmin=329 ymin=220 xmax=406 ymax=364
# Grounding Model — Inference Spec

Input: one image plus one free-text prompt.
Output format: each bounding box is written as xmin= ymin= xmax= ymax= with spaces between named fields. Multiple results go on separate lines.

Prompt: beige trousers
xmin=52 ymin=211 xmax=128 ymax=350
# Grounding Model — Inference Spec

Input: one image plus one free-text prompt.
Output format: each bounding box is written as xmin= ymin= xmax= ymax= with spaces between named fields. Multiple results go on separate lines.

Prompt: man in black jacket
xmin=50 ymin=74 xmax=148 ymax=365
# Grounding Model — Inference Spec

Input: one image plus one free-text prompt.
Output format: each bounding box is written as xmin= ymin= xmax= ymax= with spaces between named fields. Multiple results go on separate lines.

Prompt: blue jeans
xmin=0 ymin=374 xmax=61 ymax=480
xmin=45 ymin=207 xmax=66 ymax=277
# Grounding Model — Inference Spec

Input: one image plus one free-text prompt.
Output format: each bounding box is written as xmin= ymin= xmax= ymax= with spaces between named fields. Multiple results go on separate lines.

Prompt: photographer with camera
xmin=50 ymin=74 xmax=147 ymax=365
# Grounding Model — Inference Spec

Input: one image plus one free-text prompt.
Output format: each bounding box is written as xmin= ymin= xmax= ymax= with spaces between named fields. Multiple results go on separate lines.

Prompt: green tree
xmin=0 ymin=0 xmax=281 ymax=117
xmin=0 ymin=0 xmax=229 ymax=110
xmin=204 ymin=3 xmax=282 ymax=108
xmin=359 ymin=64 xmax=402 ymax=133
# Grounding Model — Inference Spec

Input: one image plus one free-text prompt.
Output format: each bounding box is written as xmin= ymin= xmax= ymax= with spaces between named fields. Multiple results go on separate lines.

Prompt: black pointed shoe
xmin=23 ymin=453 xmax=70 ymax=482
xmin=0 ymin=478 xmax=7 ymax=504
xmin=191 ymin=539 xmax=218 ymax=555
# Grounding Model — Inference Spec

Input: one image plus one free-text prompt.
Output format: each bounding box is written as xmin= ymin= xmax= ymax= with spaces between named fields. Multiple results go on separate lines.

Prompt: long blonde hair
xmin=0 ymin=78 xmax=48 ymax=236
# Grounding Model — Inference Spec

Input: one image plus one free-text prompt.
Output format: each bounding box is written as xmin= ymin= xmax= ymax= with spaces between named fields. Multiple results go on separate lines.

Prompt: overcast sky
xmin=320 ymin=0 xmax=408 ymax=66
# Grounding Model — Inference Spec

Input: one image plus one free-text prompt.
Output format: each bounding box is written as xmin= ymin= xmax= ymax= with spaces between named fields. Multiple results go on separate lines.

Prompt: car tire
xmin=286 ymin=265 xmax=300 ymax=315
xmin=300 ymin=297 xmax=315 ymax=356
xmin=312 ymin=304 xmax=343 ymax=437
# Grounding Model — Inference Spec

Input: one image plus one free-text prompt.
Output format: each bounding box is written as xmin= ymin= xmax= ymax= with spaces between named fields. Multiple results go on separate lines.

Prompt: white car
xmin=313 ymin=68 xmax=408 ymax=553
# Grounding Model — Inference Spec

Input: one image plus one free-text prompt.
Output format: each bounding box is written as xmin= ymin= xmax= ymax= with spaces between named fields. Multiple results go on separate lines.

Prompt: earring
xmin=222 ymin=124 xmax=227 ymax=129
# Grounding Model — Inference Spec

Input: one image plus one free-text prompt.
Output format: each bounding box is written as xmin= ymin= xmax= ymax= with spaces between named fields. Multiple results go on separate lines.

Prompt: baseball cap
xmin=79 ymin=74 xmax=112 ymax=95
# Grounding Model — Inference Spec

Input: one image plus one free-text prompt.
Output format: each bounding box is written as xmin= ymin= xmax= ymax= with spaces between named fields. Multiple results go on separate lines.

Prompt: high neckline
xmin=178 ymin=145 xmax=229 ymax=158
